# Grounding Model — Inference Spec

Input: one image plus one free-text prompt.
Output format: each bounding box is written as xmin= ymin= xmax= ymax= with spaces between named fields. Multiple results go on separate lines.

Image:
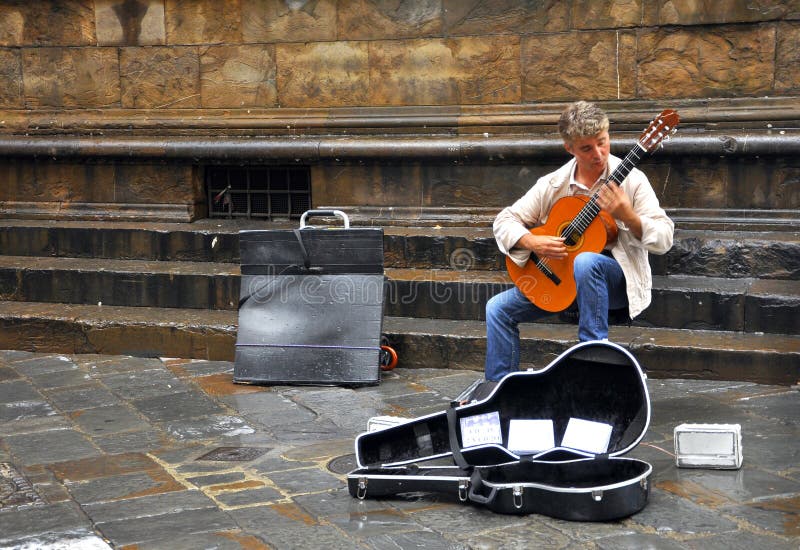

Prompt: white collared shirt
xmin=569 ymin=163 xmax=609 ymax=196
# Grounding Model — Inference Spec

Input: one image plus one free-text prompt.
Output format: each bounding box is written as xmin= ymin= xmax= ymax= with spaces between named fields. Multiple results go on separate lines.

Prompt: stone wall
xmin=0 ymin=1 xmax=798 ymax=222
xmin=1 ymin=0 xmax=798 ymax=108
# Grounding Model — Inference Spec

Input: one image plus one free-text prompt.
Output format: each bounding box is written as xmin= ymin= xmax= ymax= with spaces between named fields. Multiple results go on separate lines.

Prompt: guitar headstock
xmin=638 ymin=109 xmax=679 ymax=152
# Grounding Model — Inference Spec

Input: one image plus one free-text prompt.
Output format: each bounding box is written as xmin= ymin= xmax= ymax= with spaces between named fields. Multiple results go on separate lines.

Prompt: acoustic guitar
xmin=506 ymin=109 xmax=679 ymax=312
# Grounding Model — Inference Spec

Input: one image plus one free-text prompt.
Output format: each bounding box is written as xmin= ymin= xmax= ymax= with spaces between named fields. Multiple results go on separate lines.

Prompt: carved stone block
xmin=338 ymin=0 xmax=441 ymax=39
xmin=313 ymin=162 xmax=560 ymax=210
xmin=200 ymin=45 xmax=277 ymax=108
xmin=165 ymin=0 xmax=241 ymax=44
xmin=0 ymin=161 xmax=36 ymax=201
xmin=728 ymin=158 xmax=800 ymax=209
xmin=120 ymin=46 xmax=200 ymax=108
xmin=572 ymin=0 xmax=642 ymax=29
xmin=442 ymin=0 xmax=569 ymax=35
xmin=113 ymin=164 xmax=196 ymax=204
xmin=0 ymin=48 xmax=23 ymax=108
xmin=0 ymin=159 xmax=196 ymax=221
xmin=653 ymin=0 xmax=797 ymax=25
xmin=775 ymin=22 xmax=800 ymax=93
xmin=522 ymin=31 xmax=636 ymax=101
xmin=276 ymin=42 xmax=369 ymax=107
xmin=22 ymin=48 xmax=120 ymax=108
xmin=666 ymin=159 xmax=727 ymax=209
xmin=638 ymin=25 xmax=775 ymax=98
xmin=241 ymin=0 xmax=336 ymax=42
xmin=311 ymin=164 xmax=423 ymax=207
xmin=34 ymin=163 xmax=116 ymax=203
xmin=640 ymin=162 xmax=676 ymax=209
xmin=0 ymin=1 xmax=94 ymax=46
xmin=422 ymin=164 xmax=554 ymax=208
xmin=370 ymin=37 xmax=521 ymax=106
xmin=0 ymin=5 xmax=25 ymax=46
xmin=94 ymin=0 xmax=166 ymax=46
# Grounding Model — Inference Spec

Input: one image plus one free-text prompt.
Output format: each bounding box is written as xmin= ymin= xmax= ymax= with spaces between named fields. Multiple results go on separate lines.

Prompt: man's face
xmin=565 ymin=131 xmax=610 ymax=177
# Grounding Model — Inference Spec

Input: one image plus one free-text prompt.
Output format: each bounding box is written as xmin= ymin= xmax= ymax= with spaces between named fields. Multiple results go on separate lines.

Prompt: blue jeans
xmin=484 ymin=252 xmax=628 ymax=381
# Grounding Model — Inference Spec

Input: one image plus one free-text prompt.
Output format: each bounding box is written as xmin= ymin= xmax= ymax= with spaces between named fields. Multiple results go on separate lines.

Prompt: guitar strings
xmin=535 ymin=143 xmax=647 ymax=278
xmin=564 ymin=145 xmax=644 ymax=240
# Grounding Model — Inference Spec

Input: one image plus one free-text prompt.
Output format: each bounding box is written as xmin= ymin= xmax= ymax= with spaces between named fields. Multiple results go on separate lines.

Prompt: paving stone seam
xmin=689 ymin=510 xmax=796 ymax=543
xmin=143 ymin=451 xmax=227 ymax=517
xmin=745 ymin=458 xmax=800 ymax=482
xmin=143 ymin=432 xmax=308 ymax=512
xmin=746 ymin=491 xmax=800 ymax=504
xmin=194 ymin=473 xmax=289 ymax=508
xmin=1 ymin=356 xmax=114 ymax=460
xmin=32 ymin=358 xmax=173 ymax=448
xmin=406 ymin=506 xmax=532 ymax=543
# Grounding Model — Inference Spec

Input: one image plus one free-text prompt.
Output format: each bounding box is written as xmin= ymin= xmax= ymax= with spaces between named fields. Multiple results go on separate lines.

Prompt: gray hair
xmin=558 ymin=101 xmax=610 ymax=143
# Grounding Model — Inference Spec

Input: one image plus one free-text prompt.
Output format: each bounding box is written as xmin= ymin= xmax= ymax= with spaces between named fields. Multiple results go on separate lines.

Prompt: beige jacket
xmin=494 ymin=155 xmax=674 ymax=318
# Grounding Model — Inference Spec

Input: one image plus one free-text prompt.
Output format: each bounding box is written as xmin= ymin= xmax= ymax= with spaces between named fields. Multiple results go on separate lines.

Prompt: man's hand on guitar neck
xmin=516 ymin=232 xmax=568 ymax=260
xmin=596 ymin=182 xmax=643 ymax=240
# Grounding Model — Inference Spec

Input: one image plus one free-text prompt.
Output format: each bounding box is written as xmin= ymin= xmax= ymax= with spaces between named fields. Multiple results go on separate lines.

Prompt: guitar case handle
xmin=300 ymin=209 xmax=350 ymax=229
xmin=467 ymin=469 xmax=497 ymax=505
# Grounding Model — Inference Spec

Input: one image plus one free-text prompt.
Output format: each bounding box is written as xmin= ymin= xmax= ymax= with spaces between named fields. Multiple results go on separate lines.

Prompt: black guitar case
xmin=348 ymin=340 xmax=653 ymax=521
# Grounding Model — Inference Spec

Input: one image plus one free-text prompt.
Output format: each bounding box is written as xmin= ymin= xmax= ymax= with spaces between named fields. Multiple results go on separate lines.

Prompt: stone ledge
xmin=0 ymin=131 xmax=798 ymax=162
xmin=0 ymin=97 xmax=797 ymax=136
xmin=0 ymin=202 xmax=197 ymax=223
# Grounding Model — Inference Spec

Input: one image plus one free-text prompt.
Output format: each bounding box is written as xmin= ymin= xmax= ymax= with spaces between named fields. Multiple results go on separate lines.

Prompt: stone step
xmin=1 ymin=220 xmax=797 ymax=280
xmin=646 ymin=276 xmax=800 ymax=335
xmin=382 ymin=317 xmax=800 ymax=386
xmin=652 ymin=228 xmax=800 ymax=280
xmin=668 ymin=208 xmax=800 ymax=233
xmin=0 ymin=257 xmax=797 ymax=335
xmin=0 ymin=255 xmax=240 ymax=310
xmin=0 ymin=218 xmax=250 ymax=263
xmin=384 ymin=227 xmax=800 ymax=280
xmin=0 ymin=301 xmax=796 ymax=385
xmin=384 ymin=270 xmax=800 ymax=335
xmin=0 ymin=301 xmax=235 ymax=362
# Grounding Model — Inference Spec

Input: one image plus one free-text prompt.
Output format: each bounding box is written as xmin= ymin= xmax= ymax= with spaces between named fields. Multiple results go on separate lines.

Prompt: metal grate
xmin=0 ymin=463 xmax=44 ymax=509
xmin=326 ymin=453 xmax=357 ymax=475
xmin=207 ymin=166 xmax=311 ymax=220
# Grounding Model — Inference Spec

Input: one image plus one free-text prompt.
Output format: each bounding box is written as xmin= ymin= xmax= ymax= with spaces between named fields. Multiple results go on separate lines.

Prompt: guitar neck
xmin=607 ymin=143 xmax=648 ymax=187
xmin=567 ymin=143 xmax=649 ymax=238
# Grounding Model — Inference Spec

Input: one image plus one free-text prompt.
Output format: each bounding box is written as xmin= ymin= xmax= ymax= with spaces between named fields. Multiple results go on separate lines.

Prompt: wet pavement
xmin=0 ymin=349 xmax=798 ymax=549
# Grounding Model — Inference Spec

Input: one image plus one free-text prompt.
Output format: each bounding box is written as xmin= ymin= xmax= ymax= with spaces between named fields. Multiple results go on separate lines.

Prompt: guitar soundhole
xmin=558 ymin=223 xmax=583 ymax=250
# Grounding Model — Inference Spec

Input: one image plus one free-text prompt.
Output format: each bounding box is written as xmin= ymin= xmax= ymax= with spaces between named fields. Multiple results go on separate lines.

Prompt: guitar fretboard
xmin=562 ymin=143 xmax=647 ymax=244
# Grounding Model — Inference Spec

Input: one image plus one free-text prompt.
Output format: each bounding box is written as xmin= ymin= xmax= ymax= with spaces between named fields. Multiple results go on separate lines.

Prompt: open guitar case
xmin=347 ymin=340 xmax=653 ymax=521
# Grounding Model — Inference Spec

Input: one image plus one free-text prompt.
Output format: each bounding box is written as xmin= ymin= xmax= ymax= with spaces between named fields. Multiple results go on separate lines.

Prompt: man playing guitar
xmin=486 ymin=101 xmax=675 ymax=382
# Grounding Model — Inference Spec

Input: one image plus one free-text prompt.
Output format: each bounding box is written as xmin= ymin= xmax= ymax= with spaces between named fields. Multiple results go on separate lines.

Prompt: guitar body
xmin=505 ymin=195 xmax=618 ymax=313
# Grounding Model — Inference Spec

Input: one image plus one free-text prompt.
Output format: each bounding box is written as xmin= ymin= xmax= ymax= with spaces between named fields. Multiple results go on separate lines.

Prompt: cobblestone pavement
xmin=0 ymin=349 xmax=798 ymax=549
